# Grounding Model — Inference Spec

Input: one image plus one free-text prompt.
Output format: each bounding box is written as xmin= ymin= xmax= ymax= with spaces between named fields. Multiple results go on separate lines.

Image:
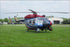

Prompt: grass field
xmin=0 ymin=24 xmax=70 ymax=47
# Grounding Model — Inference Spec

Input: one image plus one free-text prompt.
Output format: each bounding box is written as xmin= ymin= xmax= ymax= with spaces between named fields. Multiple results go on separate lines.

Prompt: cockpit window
xmin=29 ymin=19 xmax=35 ymax=24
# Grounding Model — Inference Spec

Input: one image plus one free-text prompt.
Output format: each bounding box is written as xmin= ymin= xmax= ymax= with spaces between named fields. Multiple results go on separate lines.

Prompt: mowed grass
xmin=0 ymin=24 xmax=70 ymax=47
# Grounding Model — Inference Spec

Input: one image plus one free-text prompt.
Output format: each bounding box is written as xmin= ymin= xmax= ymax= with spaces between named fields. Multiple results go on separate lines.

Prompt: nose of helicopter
xmin=43 ymin=21 xmax=52 ymax=28
xmin=50 ymin=21 xmax=52 ymax=26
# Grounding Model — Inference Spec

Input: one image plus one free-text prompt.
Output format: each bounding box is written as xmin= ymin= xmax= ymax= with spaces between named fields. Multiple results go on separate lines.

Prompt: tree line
xmin=0 ymin=18 xmax=70 ymax=24
xmin=62 ymin=18 xmax=70 ymax=24
xmin=0 ymin=18 xmax=8 ymax=23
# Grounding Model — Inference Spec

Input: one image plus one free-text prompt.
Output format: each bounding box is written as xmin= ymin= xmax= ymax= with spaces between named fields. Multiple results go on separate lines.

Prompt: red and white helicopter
xmin=6 ymin=9 xmax=70 ymax=32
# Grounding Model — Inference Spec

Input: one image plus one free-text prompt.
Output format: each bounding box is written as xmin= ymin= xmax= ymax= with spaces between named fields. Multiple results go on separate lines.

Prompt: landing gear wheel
xmin=49 ymin=27 xmax=52 ymax=31
xmin=35 ymin=28 xmax=40 ymax=33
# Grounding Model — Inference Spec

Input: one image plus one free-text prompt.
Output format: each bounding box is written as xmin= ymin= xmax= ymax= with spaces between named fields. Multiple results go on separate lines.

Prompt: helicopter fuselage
xmin=24 ymin=17 xmax=52 ymax=31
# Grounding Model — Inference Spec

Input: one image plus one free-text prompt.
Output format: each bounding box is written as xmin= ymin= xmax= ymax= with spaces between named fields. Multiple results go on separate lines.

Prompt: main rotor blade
xmin=5 ymin=12 xmax=32 ymax=14
xmin=5 ymin=12 xmax=70 ymax=14
xmin=46 ymin=12 xmax=70 ymax=14
xmin=38 ymin=12 xmax=70 ymax=14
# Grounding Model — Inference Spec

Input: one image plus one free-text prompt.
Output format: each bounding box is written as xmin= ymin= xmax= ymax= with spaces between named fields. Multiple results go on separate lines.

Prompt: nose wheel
xmin=49 ymin=27 xmax=52 ymax=31
xmin=35 ymin=28 xmax=40 ymax=32
xmin=37 ymin=28 xmax=40 ymax=32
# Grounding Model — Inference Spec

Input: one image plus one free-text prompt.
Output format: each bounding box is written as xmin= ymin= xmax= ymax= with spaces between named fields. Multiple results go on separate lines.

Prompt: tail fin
xmin=9 ymin=17 xmax=12 ymax=24
xmin=14 ymin=16 xmax=18 ymax=21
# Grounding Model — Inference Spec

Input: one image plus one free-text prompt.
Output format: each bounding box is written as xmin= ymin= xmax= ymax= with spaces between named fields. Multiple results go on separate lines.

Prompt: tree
xmin=51 ymin=16 xmax=54 ymax=17
xmin=47 ymin=16 xmax=54 ymax=18
xmin=0 ymin=19 xmax=4 ymax=23
xmin=4 ymin=18 xmax=8 ymax=22
xmin=62 ymin=18 xmax=70 ymax=24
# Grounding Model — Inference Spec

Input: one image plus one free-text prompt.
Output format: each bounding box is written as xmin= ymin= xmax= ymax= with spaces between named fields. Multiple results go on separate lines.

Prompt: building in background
xmin=48 ymin=18 xmax=63 ymax=24
xmin=3 ymin=22 xmax=8 ymax=24
xmin=0 ymin=22 xmax=3 ymax=25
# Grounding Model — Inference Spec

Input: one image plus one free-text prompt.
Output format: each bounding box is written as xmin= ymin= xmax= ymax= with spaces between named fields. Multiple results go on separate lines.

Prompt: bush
xmin=62 ymin=18 xmax=70 ymax=24
xmin=0 ymin=19 xmax=4 ymax=23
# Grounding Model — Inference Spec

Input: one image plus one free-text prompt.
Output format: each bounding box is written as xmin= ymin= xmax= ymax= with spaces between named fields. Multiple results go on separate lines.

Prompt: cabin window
xmin=28 ymin=19 xmax=35 ymax=25
xmin=29 ymin=21 xmax=31 ymax=23
xmin=33 ymin=20 xmax=35 ymax=24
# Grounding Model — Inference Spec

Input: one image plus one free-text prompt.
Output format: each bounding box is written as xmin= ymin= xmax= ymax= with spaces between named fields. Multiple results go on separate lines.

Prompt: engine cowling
xmin=24 ymin=14 xmax=44 ymax=19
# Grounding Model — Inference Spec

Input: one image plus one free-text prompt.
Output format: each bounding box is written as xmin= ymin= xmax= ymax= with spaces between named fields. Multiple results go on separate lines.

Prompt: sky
xmin=0 ymin=1 xmax=70 ymax=19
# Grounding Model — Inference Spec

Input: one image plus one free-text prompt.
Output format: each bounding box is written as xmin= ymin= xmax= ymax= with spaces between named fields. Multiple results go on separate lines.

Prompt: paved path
xmin=52 ymin=25 xmax=70 ymax=27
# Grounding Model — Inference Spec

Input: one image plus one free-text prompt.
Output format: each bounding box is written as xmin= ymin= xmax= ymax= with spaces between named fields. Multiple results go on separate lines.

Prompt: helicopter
xmin=24 ymin=9 xmax=52 ymax=32
xmin=6 ymin=9 xmax=70 ymax=32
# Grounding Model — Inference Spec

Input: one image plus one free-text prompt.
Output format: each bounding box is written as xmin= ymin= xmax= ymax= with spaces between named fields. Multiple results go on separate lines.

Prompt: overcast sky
xmin=0 ymin=1 xmax=70 ymax=19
